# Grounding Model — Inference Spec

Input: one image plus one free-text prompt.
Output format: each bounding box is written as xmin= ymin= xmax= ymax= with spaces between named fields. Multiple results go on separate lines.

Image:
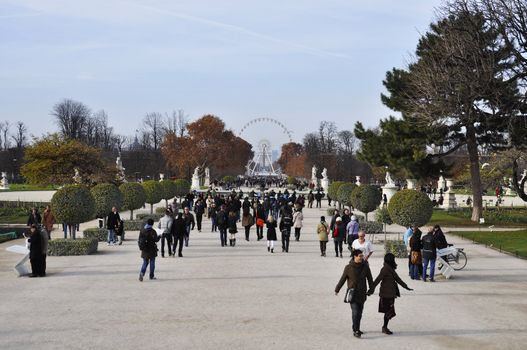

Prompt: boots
xmin=233 ymin=238 xmax=236 ymax=246
xmin=382 ymin=327 xmax=393 ymax=335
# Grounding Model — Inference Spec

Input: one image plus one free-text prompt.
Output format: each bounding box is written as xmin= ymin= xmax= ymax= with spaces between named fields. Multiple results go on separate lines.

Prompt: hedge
xmin=174 ymin=179 xmax=191 ymax=199
xmin=136 ymin=213 xmax=163 ymax=222
xmin=91 ymin=183 xmax=123 ymax=219
xmin=124 ymin=220 xmax=146 ymax=231
xmin=160 ymin=180 xmax=177 ymax=205
xmin=120 ymin=182 xmax=147 ymax=220
xmin=48 ymin=238 xmax=98 ymax=256
xmin=143 ymin=180 xmax=163 ymax=214
xmin=337 ymin=183 xmax=356 ymax=208
xmin=384 ymin=240 xmax=407 ymax=258
xmin=83 ymin=228 xmax=108 ymax=241
xmin=350 ymin=185 xmax=382 ymax=220
xmin=360 ymin=221 xmax=383 ymax=235
xmin=50 ymin=185 xmax=95 ymax=239
xmin=328 ymin=181 xmax=345 ymax=201
xmin=388 ymin=189 xmax=433 ymax=227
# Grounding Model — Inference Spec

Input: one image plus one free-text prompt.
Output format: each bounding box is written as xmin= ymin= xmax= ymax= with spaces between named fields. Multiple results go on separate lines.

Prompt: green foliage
xmin=350 ymin=185 xmax=382 ymax=219
xmin=328 ymin=181 xmax=345 ymax=200
xmin=136 ymin=213 xmax=163 ymax=222
xmin=384 ymin=240 xmax=407 ymax=258
xmin=388 ymin=189 xmax=433 ymax=227
xmin=222 ymin=175 xmax=235 ymax=184
xmin=159 ymin=180 xmax=177 ymax=201
xmin=119 ymin=182 xmax=146 ymax=214
xmin=142 ymin=180 xmax=163 ymax=205
xmin=90 ymin=183 xmax=123 ymax=218
xmin=174 ymin=179 xmax=191 ymax=198
xmin=337 ymin=182 xmax=356 ymax=207
xmin=287 ymin=176 xmax=296 ymax=185
xmin=47 ymin=238 xmax=98 ymax=256
xmin=123 ymin=220 xmax=146 ymax=231
xmin=83 ymin=228 xmax=107 ymax=241
xmin=0 ymin=232 xmax=17 ymax=243
xmin=375 ymin=207 xmax=393 ymax=225
xmin=20 ymin=134 xmax=112 ymax=186
xmin=449 ymin=229 xmax=527 ymax=259
xmin=51 ymin=185 xmax=95 ymax=226
xmin=360 ymin=221 xmax=383 ymax=235
xmin=326 ymin=207 xmax=337 ymax=216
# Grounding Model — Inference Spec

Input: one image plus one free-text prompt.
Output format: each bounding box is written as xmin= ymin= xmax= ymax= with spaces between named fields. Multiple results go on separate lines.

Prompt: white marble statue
xmin=116 ymin=156 xmax=126 ymax=182
xmin=322 ymin=168 xmax=328 ymax=180
xmin=204 ymin=167 xmax=211 ymax=187
xmin=321 ymin=168 xmax=329 ymax=193
xmin=73 ymin=168 xmax=82 ymax=184
xmin=0 ymin=172 xmax=9 ymax=189
xmin=311 ymin=166 xmax=317 ymax=180
xmin=355 ymin=175 xmax=361 ymax=186
xmin=385 ymin=171 xmax=395 ymax=186
xmin=191 ymin=166 xmax=201 ymax=190
xmin=159 ymin=173 xmax=165 ymax=181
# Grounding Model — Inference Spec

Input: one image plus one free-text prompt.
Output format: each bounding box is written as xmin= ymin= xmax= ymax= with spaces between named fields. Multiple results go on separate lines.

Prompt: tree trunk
xmin=150 ymin=204 xmax=154 ymax=214
xmin=512 ymin=159 xmax=527 ymax=201
xmin=130 ymin=209 xmax=134 ymax=220
xmin=466 ymin=124 xmax=483 ymax=221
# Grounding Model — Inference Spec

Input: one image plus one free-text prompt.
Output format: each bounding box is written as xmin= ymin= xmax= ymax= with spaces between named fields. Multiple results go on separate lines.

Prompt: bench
xmin=437 ymin=256 xmax=454 ymax=279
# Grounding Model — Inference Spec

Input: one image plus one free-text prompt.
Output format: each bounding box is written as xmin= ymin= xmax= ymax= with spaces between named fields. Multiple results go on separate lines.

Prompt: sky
xmin=0 ymin=0 xmax=443 ymax=149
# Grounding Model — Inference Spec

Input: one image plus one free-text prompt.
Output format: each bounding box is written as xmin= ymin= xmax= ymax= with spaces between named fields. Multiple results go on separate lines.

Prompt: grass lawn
xmin=0 ymin=184 xmax=57 ymax=192
xmin=449 ymin=229 xmax=527 ymax=259
xmin=428 ymin=209 xmax=527 ymax=227
xmin=428 ymin=210 xmax=477 ymax=227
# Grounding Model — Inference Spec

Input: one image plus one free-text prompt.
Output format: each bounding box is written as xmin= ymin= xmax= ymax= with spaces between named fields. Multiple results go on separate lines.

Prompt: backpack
xmin=216 ymin=212 xmax=226 ymax=226
xmin=138 ymin=233 xmax=147 ymax=251
xmin=282 ymin=215 xmax=292 ymax=227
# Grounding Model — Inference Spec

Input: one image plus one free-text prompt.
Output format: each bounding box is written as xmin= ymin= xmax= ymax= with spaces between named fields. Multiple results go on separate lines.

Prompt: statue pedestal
xmin=406 ymin=179 xmax=417 ymax=190
xmin=382 ymin=185 xmax=398 ymax=204
xmin=321 ymin=178 xmax=329 ymax=194
xmin=441 ymin=192 xmax=457 ymax=209
xmin=204 ymin=176 xmax=210 ymax=187
xmin=191 ymin=176 xmax=200 ymax=190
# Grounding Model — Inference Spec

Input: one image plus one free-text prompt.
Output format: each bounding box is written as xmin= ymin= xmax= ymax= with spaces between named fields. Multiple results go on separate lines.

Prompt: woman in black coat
xmin=368 ymin=253 xmax=413 ymax=335
xmin=27 ymin=225 xmax=43 ymax=277
xmin=171 ymin=213 xmax=187 ymax=257
xmin=266 ymin=215 xmax=277 ymax=253
xmin=228 ymin=211 xmax=238 ymax=247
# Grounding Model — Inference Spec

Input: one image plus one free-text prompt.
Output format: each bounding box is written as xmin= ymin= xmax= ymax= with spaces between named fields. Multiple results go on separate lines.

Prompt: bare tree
xmin=51 ymin=99 xmax=91 ymax=140
xmin=165 ymin=109 xmax=189 ymax=137
xmin=11 ymin=121 xmax=27 ymax=149
xmin=142 ymin=113 xmax=165 ymax=150
xmin=338 ymin=130 xmax=357 ymax=154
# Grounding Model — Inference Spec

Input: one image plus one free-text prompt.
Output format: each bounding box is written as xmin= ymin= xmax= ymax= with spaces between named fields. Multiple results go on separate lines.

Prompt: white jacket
xmin=293 ymin=211 xmax=303 ymax=228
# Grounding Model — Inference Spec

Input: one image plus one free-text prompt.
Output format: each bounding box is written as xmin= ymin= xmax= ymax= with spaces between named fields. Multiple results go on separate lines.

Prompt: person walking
xmin=293 ymin=208 xmax=304 ymax=241
xmin=317 ymin=216 xmax=329 ymax=257
xmin=228 ymin=211 xmax=238 ymax=246
xmin=27 ymin=225 xmax=43 ymax=278
xmin=333 ymin=217 xmax=346 ymax=258
xmin=421 ymin=227 xmax=437 ymax=282
xmin=335 ymin=249 xmax=374 ymax=338
xmin=216 ymin=206 xmax=228 ymax=247
xmin=241 ymin=208 xmax=254 ymax=241
xmin=210 ymin=203 xmax=218 ymax=232
xmin=27 ymin=207 xmax=42 ymax=227
xmin=106 ymin=207 xmax=121 ymax=246
xmin=194 ymin=199 xmax=205 ymax=232
xmin=351 ymin=230 xmax=373 ymax=261
xmin=158 ymin=209 xmax=173 ymax=257
xmin=171 ymin=213 xmax=186 ymax=257
xmin=182 ymin=207 xmax=195 ymax=247
xmin=408 ymin=229 xmax=422 ymax=280
xmin=138 ymin=218 xmax=160 ymax=281
xmin=346 ymin=215 xmax=360 ymax=253
xmin=368 ymin=253 xmax=413 ymax=335
xmin=266 ymin=214 xmax=277 ymax=253
xmin=254 ymin=202 xmax=265 ymax=240
xmin=279 ymin=212 xmax=293 ymax=253
xmin=42 ymin=205 xmax=55 ymax=239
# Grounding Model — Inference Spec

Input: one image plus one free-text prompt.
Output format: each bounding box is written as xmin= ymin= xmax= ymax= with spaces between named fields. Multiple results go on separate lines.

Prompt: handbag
xmin=344 ymin=288 xmax=355 ymax=303
xmin=411 ymin=251 xmax=422 ymax=265
xmin=256 ymin=218 xmax=264 ymax=227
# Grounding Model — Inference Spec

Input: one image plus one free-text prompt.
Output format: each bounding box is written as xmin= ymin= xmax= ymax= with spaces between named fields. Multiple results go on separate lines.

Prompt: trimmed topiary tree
xmin=90 ymin=183 xmax=123 ymax=226
xmin=51 ymin=185 xmax=95 ymax=239
xmin=119 ymin=182 xmax=147 ymax=220
xmin=388 ymin=189 xmax=433 ymax=228
xmin=328 ymin=181 xmax=345 ymax=202
xmin=174 ymin=178 xmax=191 ymax=203
xmin=375 ymin=207 xmax=393 ymax=241
xmin=142 ymin=180 xmax=163 ymax=214
xmin=159 ymin=180 xmax=177 ymax=208
xmin=337 ymin=182 xmax=356 ymax=209
xmin=350 ymin=185 xmax=382 ymax=221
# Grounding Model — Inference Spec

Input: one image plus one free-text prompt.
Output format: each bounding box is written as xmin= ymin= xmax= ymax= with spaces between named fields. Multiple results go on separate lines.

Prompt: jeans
xmin=173 ymin=236 xmax=184 ymax=256
xmin=334 ymin=240 xmax=343 ymax=256
xmin=244 ymin=226 xmax=251 ymax=240
xmin=184 ymin=225 xmax=191 ymax=246
xmin=281 ymin=230 xmax=290 ymax=252
xmin=410 ymin=263 xmax=420 ymax=280
xmin=220 ymin=228 xmax=227 ymax=246
xmin=161 ymin=233 xmax=172 ymax=256
xmin=256 ymin=225 xmax=263 ymax=239
xmin=423 ymin=257 xmax=436 ymax=280
xmin=350 ymin=302 xmax=364 ymax=332
xmin=319 ymin=241 xmax=327 ymax=255
xmin=196 ymin=215 xmax=203 ymax=231
xmin=294 ymin=227 xmax=301 ymax=240
xmin=107 ymin=229 xmax=115 ymax=243
xmin=211 ymin=217 xmax=217 ymax=232
xmin=140 ymin=257 xmax=156 ymax=278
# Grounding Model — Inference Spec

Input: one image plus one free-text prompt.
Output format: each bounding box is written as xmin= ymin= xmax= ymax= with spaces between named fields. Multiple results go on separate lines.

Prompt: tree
xmin=119 ymin=182 xmax=146 ymax=220
xmin=142 ymin=113 xmax=165 ymax=150
xmin=21 ymin=134 xmax=112 ymax=186
xmin=174 ymin=179 xmax=190 ymax=202
xmin=277 ymin=142 xmax=307 ymax=177
xmin=388 ymin=189 xmax=433 ymax=227
xmin=165 ymin=109 xmax=188 ymax=137
xmin=11 ymin=121 xmax=27 ymax=149
xmin=90 ymin=183 xmax=123 ymax=226
xmin=51 ymin=185 xmax=95 ymax=239
xmin=142 ymin=180 xmax=163 ymax=214
xmin=162 ymin=115 xmax=253 ymax=178
xmin=377 ymin=9 xmax=526 ymax=221
xmin=328 ymin=181 xmax=345 ymax=204
xmin=350 ymin=185 xmax=382 ymax=221
xmin=52 ymin=99 xmax=91 ymax=140
xmin=337 ymin=182 xmax=356 ymax=209
xmin=159 ymin=180 xmax=177 ymax=207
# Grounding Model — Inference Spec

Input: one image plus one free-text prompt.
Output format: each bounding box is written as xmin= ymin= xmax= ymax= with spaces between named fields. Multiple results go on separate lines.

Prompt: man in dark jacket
xmin=335 ymin=249 xmax=374 ymax=338
xmin=138 ymin=219 xmax=160 ymax=281
xmin=194 ymin=199 xmax=205 ymax=232
xmin=421 ymin=228 xmax=437 ymax=282
xmin=182 ymin=207 xmax=195 ymax=247
xmin=27 ymin=225 xmax=43 ymax=278
xmin=171 ymin=213 xmax=186 ymax=257
xmin=216 ymin=206 xmax=228 ymax=247
xmin=106 ymin=207 xmax=121 ymax=246
xmin=279 ymin=213 xmax=293 ymax=253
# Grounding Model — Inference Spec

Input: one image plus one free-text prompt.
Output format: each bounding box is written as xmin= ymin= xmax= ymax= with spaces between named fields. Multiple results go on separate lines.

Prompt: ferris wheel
xmin=238 ymin=117 xmax=293 ymax=143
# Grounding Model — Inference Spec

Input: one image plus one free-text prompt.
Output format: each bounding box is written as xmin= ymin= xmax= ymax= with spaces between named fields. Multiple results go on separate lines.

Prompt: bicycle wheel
xmin=449 ymin=250 xmax=467 ymax=270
